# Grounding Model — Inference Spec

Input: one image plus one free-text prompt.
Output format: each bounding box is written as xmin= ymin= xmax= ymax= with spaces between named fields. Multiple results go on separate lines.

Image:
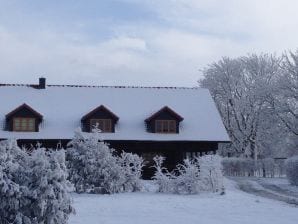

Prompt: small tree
xmin=198 ymin=155 xmax=224 ymax=193
xmin=152 ymin=156 xmax=173 ymax=193
xmin=174 ymin=158 xmax=201 ymax=194
xmin=0 ymin=140 xmax=27 ymax=224
xmin=67 ymin=128 xmax=144 ymax=194
xmin=0 ymin=139 xmax=74 ymax=224
xmin=23 ymin=148 xmax=74 ymax=223
xmin=119 ymin=152 xmax=143 ymax=192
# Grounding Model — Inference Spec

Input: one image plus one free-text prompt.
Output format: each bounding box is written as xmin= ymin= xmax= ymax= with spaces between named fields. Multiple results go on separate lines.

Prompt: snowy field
xmin=69 ymin=179 xmax=298 ymax=224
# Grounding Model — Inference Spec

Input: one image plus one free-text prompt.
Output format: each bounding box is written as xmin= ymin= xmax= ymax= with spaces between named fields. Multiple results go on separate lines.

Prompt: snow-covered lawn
xmin=230 ymin=177 xmax=298 ymax=205
xmin=257 ymin=178 xmax=298 ymax=198
xmin=69 ymin=179 xmax=298 ymax=224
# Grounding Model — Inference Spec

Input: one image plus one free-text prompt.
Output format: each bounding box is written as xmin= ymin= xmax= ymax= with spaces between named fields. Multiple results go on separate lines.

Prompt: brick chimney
xmin=39 ymin=77 xmax=46 ymax=89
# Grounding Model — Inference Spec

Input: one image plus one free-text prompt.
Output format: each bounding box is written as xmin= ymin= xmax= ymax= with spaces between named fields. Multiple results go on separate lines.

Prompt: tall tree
xmin=272 ymin=50 xmax=298 ymax=136
xmin=199 ymin=54 xmax=283 ymax=159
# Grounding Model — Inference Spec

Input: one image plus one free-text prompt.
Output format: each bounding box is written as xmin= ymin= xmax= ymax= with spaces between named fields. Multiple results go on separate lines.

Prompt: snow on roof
xmin=0 ymin=85 xmax=230 ymax=142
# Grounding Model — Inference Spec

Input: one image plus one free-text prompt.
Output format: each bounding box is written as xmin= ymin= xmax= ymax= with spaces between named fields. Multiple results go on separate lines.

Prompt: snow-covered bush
xmin=66 ymin=129 xmax=144 ymax=194
xmin=285 ymin=156 xmax=298 ymax=186
xmin=118 ymin=151 xmax=143 ymax=192
xmin=0 ymin=139 xmax=74 ymax=224
xmin=198 ymin=155 xmax=224 ymax=193
xmin=24 ymin=147 xmax=74 ymax=223
xmin=174 ymin=158 xmax=201 ymax=194
xmin=153 ymin=155 xmax=224 ymax=194
xmin=152 ymin=156 xmax=173 ymax=193
xmin=0 ymin=140 xmax=27 ymax=224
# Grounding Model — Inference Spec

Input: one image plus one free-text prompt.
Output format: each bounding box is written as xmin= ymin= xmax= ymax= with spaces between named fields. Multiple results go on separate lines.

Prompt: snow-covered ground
xmin=231 ymin=177 xmax=298 ymax=205
xmin=69 ymin=179 xmax=298 ymax=224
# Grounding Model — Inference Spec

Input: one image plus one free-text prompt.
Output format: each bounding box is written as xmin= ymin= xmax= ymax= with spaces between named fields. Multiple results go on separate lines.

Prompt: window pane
xmin=28 ymin=119 xmax=35 ymax=131
xmin=14 ymin=118 xmax=21 ymax=129
xmin=155 ymin=120 xmax=162 ymax=132
xmin=104 ymin=120 xmax=111 ymax=132
xmin=21 ymin=120 xmax=27 ymax=129
xmin=98 ymin=120 xmax=104 ymax=131
xmin=169 ymin=121 xmax=176 ymax=132
xmin=14 ymin=118 xmax=20 ymax=124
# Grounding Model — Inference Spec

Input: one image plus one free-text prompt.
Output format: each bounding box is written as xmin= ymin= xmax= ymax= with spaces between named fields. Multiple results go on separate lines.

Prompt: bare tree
xmin=271 ymin=50 xmax=298 ymax=136
xmin=199 ymin=54 xmax=285 ymax=159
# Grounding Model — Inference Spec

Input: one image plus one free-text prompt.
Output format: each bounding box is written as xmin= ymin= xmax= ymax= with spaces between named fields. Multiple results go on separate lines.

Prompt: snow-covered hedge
xmin=153 ymin=155 xmax=224 ymax=194
xmin=285 ymin=156 xmax=298 ymax=186
xmin=222 ymin=157 xmax=255 ymax=177
xmin=66 ymin=129 xmax=144 ymax=194
xmin=222 ymin=157 xmax=279 ymax=177
xmin=0 ymin=139 xmax=74 ymax=224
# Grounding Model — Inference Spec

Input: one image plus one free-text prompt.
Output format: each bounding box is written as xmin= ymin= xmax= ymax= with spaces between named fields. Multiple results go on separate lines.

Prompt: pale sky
xmin=0 ymin=0 xmax=297 ymax=87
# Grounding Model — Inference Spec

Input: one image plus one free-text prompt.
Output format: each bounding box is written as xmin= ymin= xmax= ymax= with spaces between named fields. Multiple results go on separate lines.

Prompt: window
xmin=90 ymin=119 xmax=112 ymax=132
xmin=13 ymin=118 xmax=35 ymax=132
xmin=155 ymin=120 xmax=176 ymax=133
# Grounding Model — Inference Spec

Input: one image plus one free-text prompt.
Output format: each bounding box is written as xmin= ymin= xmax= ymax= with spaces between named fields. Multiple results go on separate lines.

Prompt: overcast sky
xmin=0 ymin=0 xmax=297 ymax=87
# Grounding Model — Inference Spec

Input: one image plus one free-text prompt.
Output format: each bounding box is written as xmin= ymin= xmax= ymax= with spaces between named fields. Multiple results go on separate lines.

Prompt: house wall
xmin=12 ymin=138 xmax=218 ymax=179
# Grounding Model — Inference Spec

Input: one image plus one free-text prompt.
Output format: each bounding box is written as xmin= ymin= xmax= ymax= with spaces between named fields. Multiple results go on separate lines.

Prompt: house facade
xmin=0 ymin=78 xmax=230 ymax=178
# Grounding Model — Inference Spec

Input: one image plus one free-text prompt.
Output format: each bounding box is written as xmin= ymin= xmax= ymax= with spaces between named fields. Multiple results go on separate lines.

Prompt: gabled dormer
xmin=145 ymin=106 xmax=184 ymax=134
xmin=81 ymin=105 xmax=119 ymax=133
xmin=5 ymin=103 xmax=43 ymax=132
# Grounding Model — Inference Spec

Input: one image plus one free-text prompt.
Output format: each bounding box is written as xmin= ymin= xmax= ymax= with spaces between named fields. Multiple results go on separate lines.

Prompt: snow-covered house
xmin=0 ymin=78 xmax=229 ymax=178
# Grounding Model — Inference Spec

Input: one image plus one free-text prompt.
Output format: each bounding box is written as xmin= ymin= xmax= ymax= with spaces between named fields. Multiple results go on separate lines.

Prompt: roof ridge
xmin=0 ymin=83 xmax=199 ymax=90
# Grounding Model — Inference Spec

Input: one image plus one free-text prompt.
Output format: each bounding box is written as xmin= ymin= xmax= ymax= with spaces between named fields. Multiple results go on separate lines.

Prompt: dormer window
xmin=13 ymin=117 xmax=35 ymax=132
xmin=145 ymin=106 xmax=183 ymax=134
xmin=5 ymin=103 xmax=43 ymax=132
xmin=81 ymin=105 xmax=119 ymax=133
xmin=90 ymin=119 xmax=112 ymax=132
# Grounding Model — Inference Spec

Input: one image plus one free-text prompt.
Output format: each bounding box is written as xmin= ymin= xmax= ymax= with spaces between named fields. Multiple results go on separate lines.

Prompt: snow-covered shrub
xmin=0 ymin=139 xmax=74 ymax=224
xmin=285 ymin=156 xmax=298 ymax=186
xmin=67 ymin=129 xmax=144 ymax=194
xmin=0 ymin=140 xmax=27 ymax=224
xmin=174 ymin=158 xmax=201 ymax=194
xmin=118 ymin=151 xmax=143 ymax=192
xmin=153 ymin=155 xmax=224 ymax=194
xmin=24 ymin=147 xmax=74 ymax=223
xmin=152 ymin=156 xmax=173 ymax=193
xmin=198 ymin=155 xmax=224 ymax=193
